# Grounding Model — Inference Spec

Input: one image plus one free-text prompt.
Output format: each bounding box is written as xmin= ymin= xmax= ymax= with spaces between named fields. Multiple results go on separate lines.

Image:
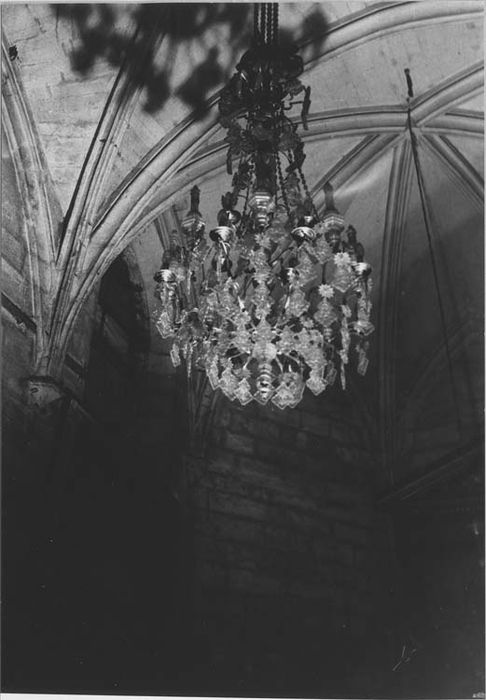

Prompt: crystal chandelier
xmin=154 ymin=3 xmax=374 ymax=409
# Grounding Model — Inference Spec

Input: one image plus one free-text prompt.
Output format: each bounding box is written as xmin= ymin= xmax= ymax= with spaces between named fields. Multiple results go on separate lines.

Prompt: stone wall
xmin=181 ymin=389 xmax=395 ymax=696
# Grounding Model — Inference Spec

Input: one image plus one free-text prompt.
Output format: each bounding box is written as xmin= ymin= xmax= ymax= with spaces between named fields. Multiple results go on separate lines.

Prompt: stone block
xmin=335 ymin=445 xmax=357 ymax=463
xmin=229 ymin=567 xmax=282 ymax=596
xmin=255 ymin=439 xmax=303 ymax=469
xmin=288 ymin=580 xmax=333 ymax=601
xmin=253 ymin=418 xmax=281 ymax=443
xmin=326 ymin=482 xmax=365 ymax=505
xmin=320 ymin=503 xmax=354 ymax=525
xmin=194 ymin=533 xmax=227 ymax=561
xmin=235 ymin=455 xmax=287 ymax=483
xmin=263 ymin=522 xmax=316 ymax=552
xmin=229 ymin=410 xmax=281 ymax=444
xmin=208 ymin=489 xmax=273 ymax=523
xmin=276 ymin=425 xmax=308 ymax=451
xmin=1 ymin=227 xmax=27 ymax=273
xmin=251 ymin=546 xmax=312 ymax=580
xmin=191 ymin=487 xmax=210 ymax=515
xmin=330 ymin=421 xmax=354 ymax=443
xmin=197 ymin=559 xmax=228 ymax=589
xmin=229 ymin=409 xmax=253 ymax=435
xmin=224 ymin=430 xmax=255 ymax=456
xmin=306 ymin=432 xmax=339 ymax=456
xmin=334 ymin=522 xmax=369 ymax=547
xmin=304 ymin=453 xmax=341 ymax=479
xmin=208 ymin=472 xmax=270 ymax=504
xmin=299 ymin=411 xmax=330 ymax=437
xmin=207 ymin=467 xmax=307 ymax=512
xmin=335 ymin=543 xmax=354 ymax=567
xmin=238 ymin=401 xmax=298 ymax=429
xmin=2 ymin=324 xmax=34 ymax=386
xmin=284 ymin=506 xmax=323 ymax=531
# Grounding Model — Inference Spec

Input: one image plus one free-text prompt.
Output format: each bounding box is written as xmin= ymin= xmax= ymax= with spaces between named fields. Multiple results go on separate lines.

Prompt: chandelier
xmin=154 ymin=3 xmax=374 ymax=409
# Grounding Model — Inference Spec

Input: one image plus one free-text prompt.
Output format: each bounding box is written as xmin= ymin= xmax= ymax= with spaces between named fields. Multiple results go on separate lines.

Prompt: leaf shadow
xmin=51 ymin=3 xmax=330 ymax=117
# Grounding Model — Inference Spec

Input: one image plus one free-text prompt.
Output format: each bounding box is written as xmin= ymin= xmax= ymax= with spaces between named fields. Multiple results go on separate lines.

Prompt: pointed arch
xmin=1 ymin=32 xmax=60 ymax=371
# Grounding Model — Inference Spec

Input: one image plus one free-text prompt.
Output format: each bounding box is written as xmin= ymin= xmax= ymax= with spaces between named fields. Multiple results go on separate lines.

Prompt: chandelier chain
xmin=260 ymin=3 xmax=267 ymax=43
xmin=256 ymin=3 xmax=278 ymax=46
xmin=240 ymin=161 xmax=254 ymax=221
xmin=275 ymin=150 xmax=291 ymax=218
xmin=297 ymin=164 xmax=320 ymax=221
xmin=272 ymin=4 xmax=279 ymax=45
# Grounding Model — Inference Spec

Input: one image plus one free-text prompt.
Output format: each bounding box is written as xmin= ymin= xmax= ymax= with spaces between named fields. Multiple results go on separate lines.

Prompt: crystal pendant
xmin=331 ymin=254 xmax=354 ymax=293
xmin=207 ymin=360 xmax=220 ymax=390
xmin=354 ymin=261 xmax=372 ymax=280
xmin=354 ymin=317 xmax=375 ymax=337
xmin=271 ymin=384 xmax=294 ymax=409
xmin=170 ymin=343 xmax=181 ymax=367
xmin=233 ymin=324 xmax=252 ymax=354
xmin=306 ymin=369 xmax=327 ymax=396
xmin=286 ymin=288 xmax=308 ymax=317
xmin=356 ymin=342 xmax=370 ymax=376
xmin=325 ymin=362 xmax=337 ymax=386
xmin=272 ymin=370 xmax=305 ymax=409
xmin=315 ymin=300 xmax=337 ymax=327
xmin=156 ymin=310 xmax=175 ymax=338
xmin=358 ymin=353 xmax=369 ymax=376
xmin=314 ymin=235 xmax=333 ymax=263
xmin=219 ymin=366 xmax=239 ymax=401
xmin=234 ymin=377 xmax=253 ymax=405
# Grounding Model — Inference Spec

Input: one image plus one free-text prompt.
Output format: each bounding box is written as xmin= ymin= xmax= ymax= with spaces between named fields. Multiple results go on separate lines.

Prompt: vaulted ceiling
xmin=2 ymin=1 xmax=483 ymax=484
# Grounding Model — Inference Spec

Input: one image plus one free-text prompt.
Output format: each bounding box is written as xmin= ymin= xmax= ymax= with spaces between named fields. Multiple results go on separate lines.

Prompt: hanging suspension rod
xmin=254 ymin=3 xmax=279 ymax=45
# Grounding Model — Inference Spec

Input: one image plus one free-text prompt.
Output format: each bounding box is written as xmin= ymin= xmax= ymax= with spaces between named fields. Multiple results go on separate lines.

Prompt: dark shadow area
xmin=2 ymin=243 xmax=484 ymax=696
xmin=51 ymin=3 xmax=330 ymax=114
xmin=384 ymin=460 xmax=485 ymax=699
xmin=1 ymin=251 xmax=193 ymax=694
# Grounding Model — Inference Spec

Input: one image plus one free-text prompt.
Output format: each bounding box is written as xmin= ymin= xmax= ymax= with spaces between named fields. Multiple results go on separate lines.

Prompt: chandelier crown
xmin=154 ymin=3 xmax=375 ymax=409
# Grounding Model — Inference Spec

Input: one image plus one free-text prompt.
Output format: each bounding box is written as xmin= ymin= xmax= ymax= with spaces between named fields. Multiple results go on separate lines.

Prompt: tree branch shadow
xmin=52 ymin=3 xmax=330 ymax=117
